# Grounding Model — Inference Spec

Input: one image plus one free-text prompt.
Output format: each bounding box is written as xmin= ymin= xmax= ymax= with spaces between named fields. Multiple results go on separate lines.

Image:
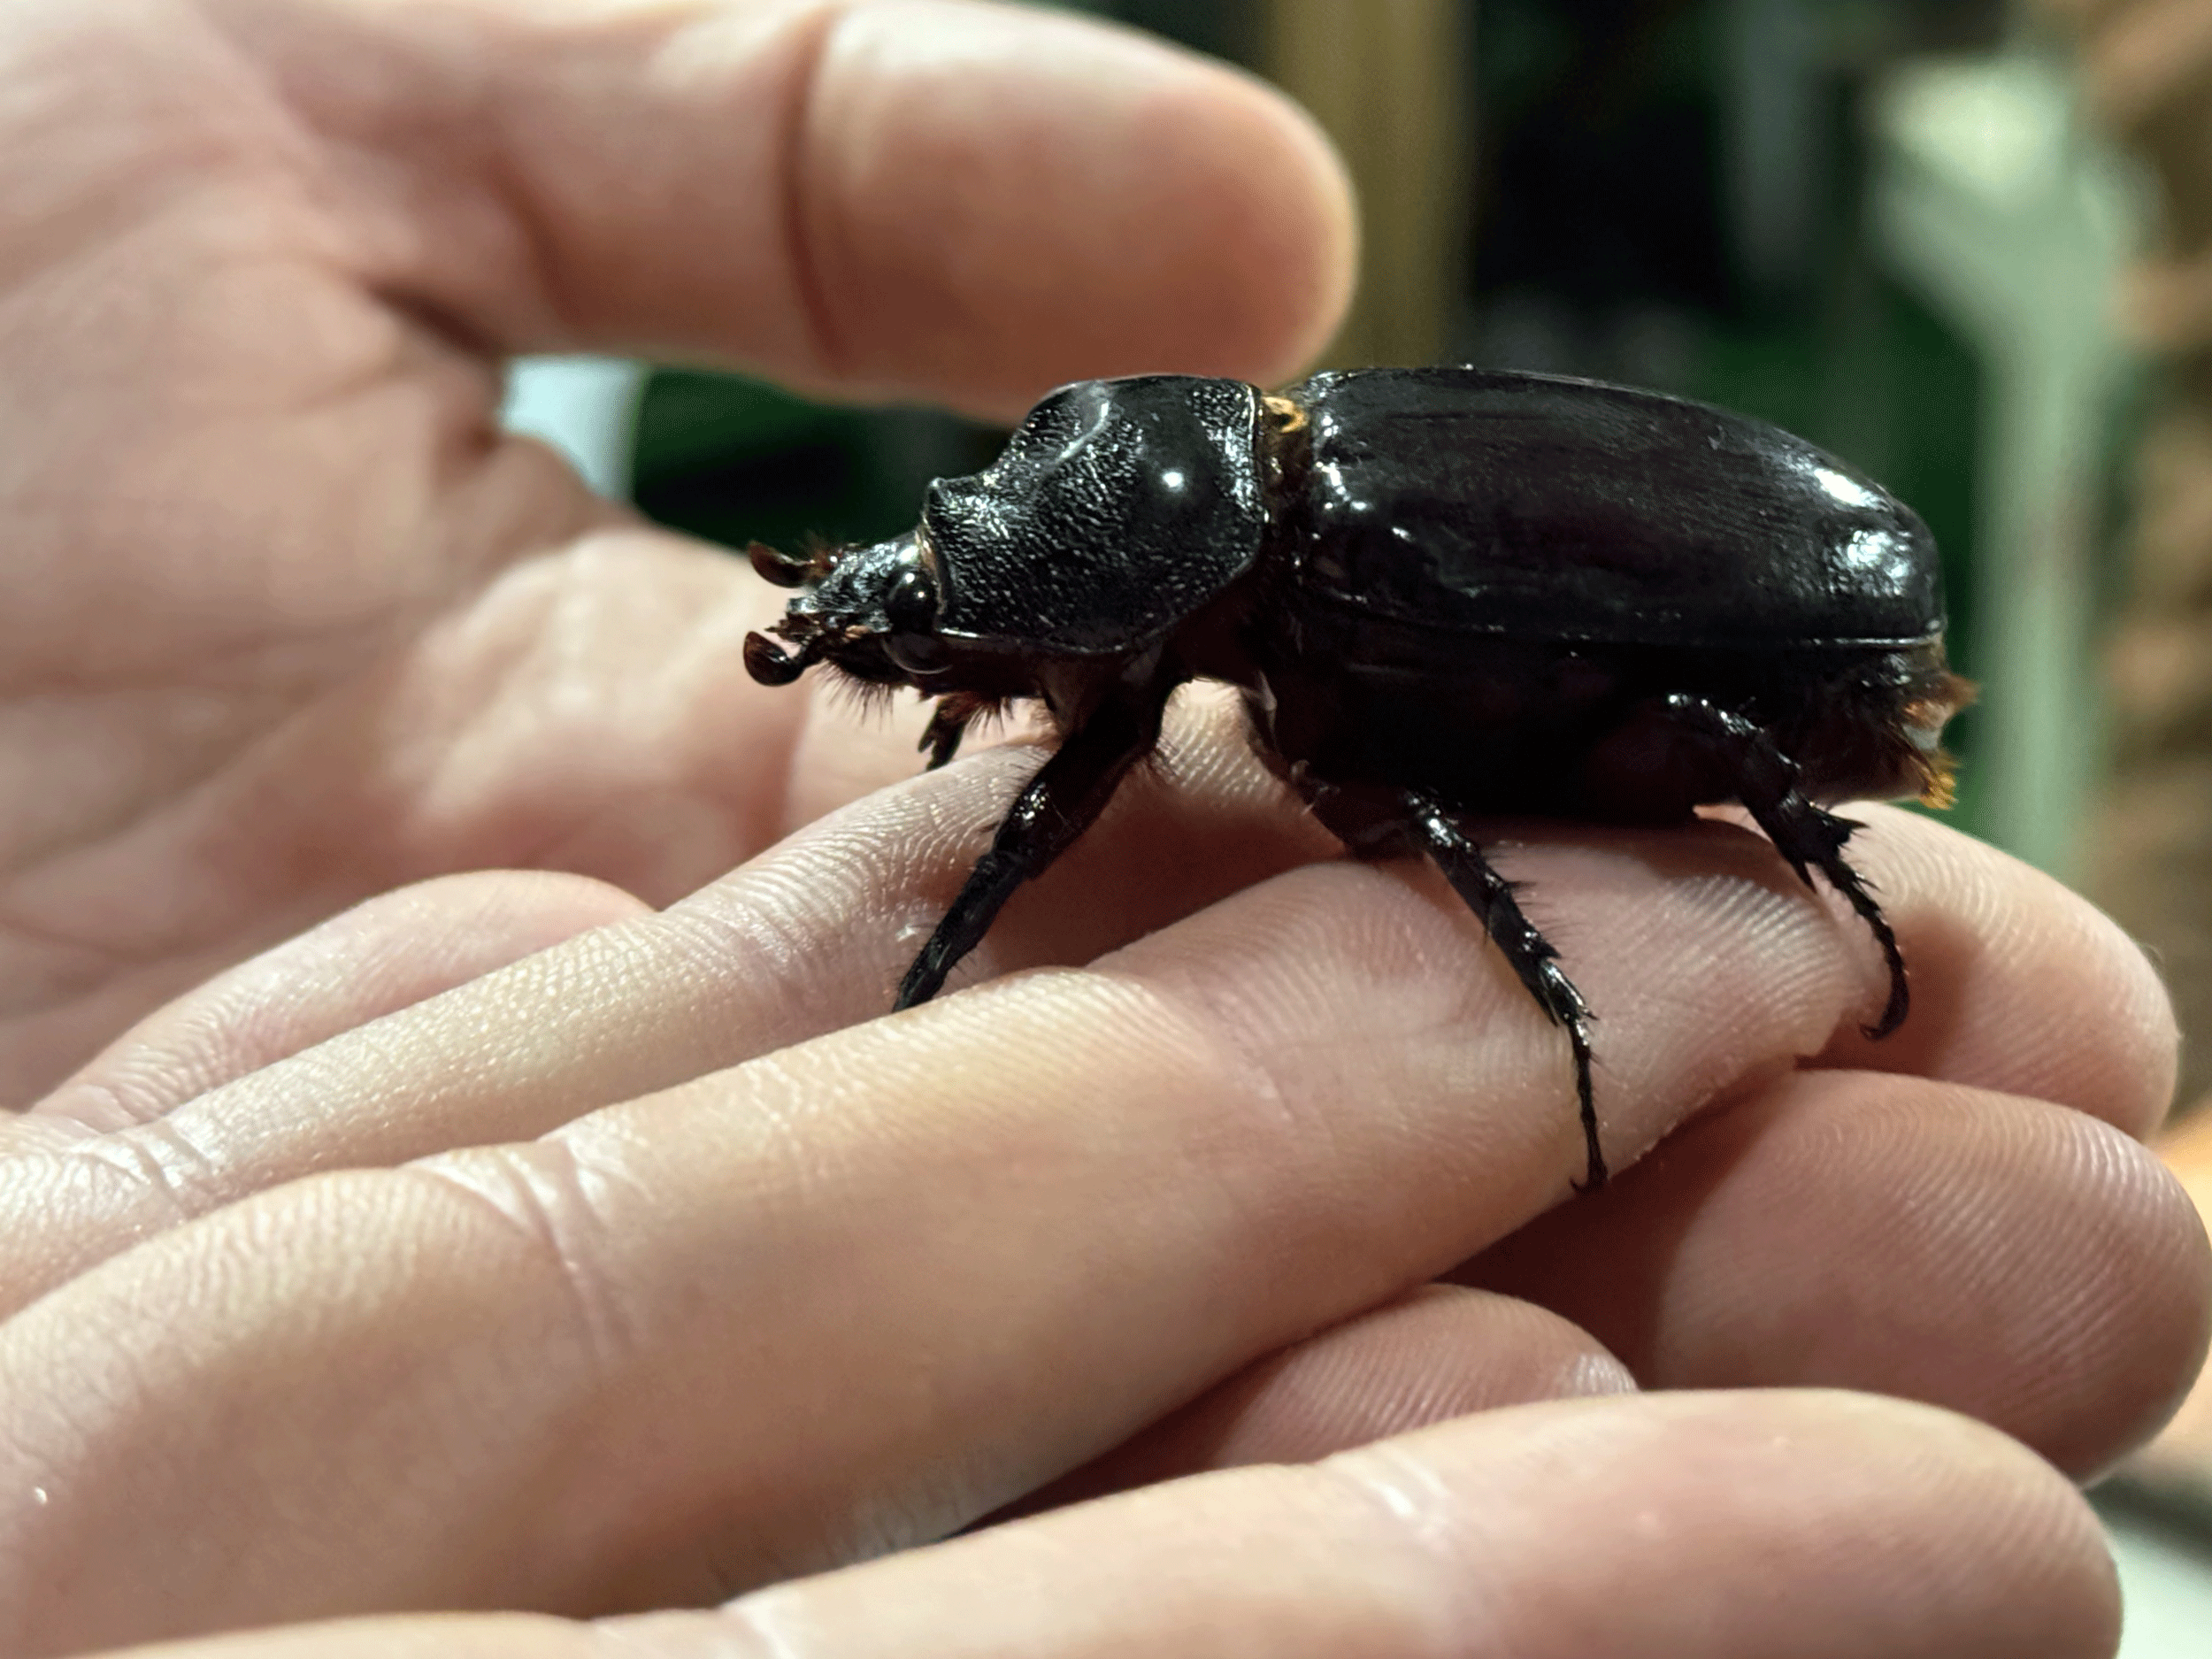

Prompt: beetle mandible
xmin=742 ymin=367 xmax=1971 ymax=1190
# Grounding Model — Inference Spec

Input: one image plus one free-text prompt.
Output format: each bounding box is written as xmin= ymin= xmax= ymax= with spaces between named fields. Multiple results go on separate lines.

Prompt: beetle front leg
xmin=918 ymin=695 xmax=983 ymax=771
xmin=1658 ymin=692 xmax=1908 ymax=1040
xmin=1403 ymin=795 xmax=1605 ymax=1192
xmin=895 ymin=694 xmax=1164 ymax=1009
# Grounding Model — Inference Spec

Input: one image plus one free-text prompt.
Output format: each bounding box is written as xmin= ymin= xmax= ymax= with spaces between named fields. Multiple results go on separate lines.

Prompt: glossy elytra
xmin=743 ymin=368 xmax=1971 ymax=1190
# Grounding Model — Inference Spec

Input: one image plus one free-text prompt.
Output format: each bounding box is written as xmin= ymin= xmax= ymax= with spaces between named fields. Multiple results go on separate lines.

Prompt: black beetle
xmin=743 ymin=367 xmax=1970 ymax=1189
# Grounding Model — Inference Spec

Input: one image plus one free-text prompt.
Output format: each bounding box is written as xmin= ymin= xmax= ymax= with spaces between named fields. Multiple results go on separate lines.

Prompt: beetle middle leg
xmin=1657 ymin=691 xmax=1908 ymax=1040
xmin=1402 ymin=794 xmax=1605 ymax=1192
xmin=895 ymin=692 xmax=1164 ymax=1009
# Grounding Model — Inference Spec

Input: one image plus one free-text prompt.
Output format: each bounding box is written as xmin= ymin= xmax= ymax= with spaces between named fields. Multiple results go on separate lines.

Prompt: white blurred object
xmin=2107 ymin=1508 xmax=2212 ymax=1659
xmin=1870 ymin=48 xmax=2142 ymax=878
xmin=498 ymin=355 xmax=648 ymax=498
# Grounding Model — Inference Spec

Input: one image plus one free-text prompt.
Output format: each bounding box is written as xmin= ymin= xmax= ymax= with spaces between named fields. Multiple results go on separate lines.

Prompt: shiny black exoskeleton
xmin=743 ymin=368 xmax=1970 ymax=1190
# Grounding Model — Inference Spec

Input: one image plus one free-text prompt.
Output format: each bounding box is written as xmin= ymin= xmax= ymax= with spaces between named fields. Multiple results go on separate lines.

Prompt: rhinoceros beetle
xmin=743 ymin=368 xmax=1970 ymax=1190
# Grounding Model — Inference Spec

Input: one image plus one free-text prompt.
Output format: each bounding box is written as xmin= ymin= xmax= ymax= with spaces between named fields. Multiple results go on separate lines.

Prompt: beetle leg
xmin=895 ymin=693 xmax=1164 ymax=1009
xmin=1404 ymin=795 xmax=1605 ymax=1192
xmin=1657 ymin=692 xmax=1908 ymax=1041
xmin=919 ymin=696 xmax=979 ymax=771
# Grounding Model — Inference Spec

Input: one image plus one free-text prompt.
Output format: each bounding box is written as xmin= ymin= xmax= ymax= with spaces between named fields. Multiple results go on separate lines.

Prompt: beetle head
xmin=743 ymin=529 xmax=952 ymax=690
xmin=742 ymin=375 xmax=1266 ymax=698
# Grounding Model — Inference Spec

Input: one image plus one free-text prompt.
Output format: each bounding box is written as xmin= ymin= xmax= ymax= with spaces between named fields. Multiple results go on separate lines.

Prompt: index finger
xmin=234 ymin=0 xmax=1356 ymax=414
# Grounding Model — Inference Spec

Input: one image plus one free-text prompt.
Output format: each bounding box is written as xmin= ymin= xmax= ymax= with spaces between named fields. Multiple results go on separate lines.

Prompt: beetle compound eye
xmin=886 ymin=564 xmax=938 ymax=633
xmin=883 ymin=564 xmax=949 ymax=674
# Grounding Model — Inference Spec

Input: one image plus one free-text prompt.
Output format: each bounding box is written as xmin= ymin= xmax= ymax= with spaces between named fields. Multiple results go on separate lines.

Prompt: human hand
xmin=4 ymin=2 xmax=2206 ymax=1656
xmin=0 ymin=0 xmax=1349 ymax=1097
xmin=4 ymin=690 xmax=2207 ymax=1655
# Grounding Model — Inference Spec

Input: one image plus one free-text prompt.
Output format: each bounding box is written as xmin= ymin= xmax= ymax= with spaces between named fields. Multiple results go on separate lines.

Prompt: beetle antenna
xmin=747 ymin=541 xmax=810 ymax=588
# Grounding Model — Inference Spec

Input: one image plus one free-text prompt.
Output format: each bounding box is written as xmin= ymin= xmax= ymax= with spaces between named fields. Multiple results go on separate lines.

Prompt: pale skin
xmin=0 ymin=1 xmax=2205 ymax=1655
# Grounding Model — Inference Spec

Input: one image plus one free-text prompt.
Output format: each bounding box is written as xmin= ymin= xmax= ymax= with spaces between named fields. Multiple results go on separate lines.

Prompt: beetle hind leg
xmin=1404 ymin=794 xmax=1605 ymax=1192
xmin=1657 ymin=692 xmax=1908 ymax=1040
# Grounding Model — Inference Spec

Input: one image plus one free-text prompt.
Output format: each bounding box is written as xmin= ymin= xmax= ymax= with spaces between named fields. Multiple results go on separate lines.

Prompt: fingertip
xmin=35 ymin=870 xmax=650 ymax=1131
xmin=1465 ymin=1071 xmax=2212 ymax=1480
xmin=1351 ymin=1389 xmax=2122 ymax=1659
xmin=1154 ymin=57 xmax=1358 ymax=388
xmin=798 ymin=1 xmax=1357 ymax=412
xmin=1816 ymin=805 xmax=2181 ymax=1138
xmin=286 ymin=0 xmax=1356 ymax=409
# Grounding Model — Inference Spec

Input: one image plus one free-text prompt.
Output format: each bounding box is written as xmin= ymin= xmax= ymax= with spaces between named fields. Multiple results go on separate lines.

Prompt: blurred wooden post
xmin=1261 ymin=0 xmax=1471 ymax=367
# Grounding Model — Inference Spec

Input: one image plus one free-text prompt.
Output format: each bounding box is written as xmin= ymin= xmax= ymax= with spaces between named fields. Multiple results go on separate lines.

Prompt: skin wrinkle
xmin=90 ymin=889 xmax=650 ymax=1186
xmin=741 ymin=954 xmax=1426 ymax=1371
xmin=1088 ymin=902 xmax=1522 ymax=1256
xmin=753 ymin=1399 xmax=2037 ymax=1659
xmin=1098 ymin=923 xmax=1333 ymax=1159
xmin=664 ymin=872 xmax=922 ymax=1047
xmin=406 ymin=1143 xmax=641 ymax=1388
xmin=492 ymin=985 xmax=1269 ymax=1580
xmin=0 ymin=1129 xmax=204 ymax=1312
xmin=1296 ymin=1455 xmax=1468 ymax=1659
xmin=73 ymin=1117 xmax=214 ymax=1224
xmin=214 ymin=0 xmax=557 ymax=345
xmin=1095 ymin=869 xmax=1538 ymax=1202
xmin=1491 ymin=1076 xmax=2208 ymax=1476
xmin=4 ymin=621 xmax=420 ymax=970
xmin=649 ymin=897 xmax=824 ymax=1041
xmin=0 ymin=1100 xmax=96 ymax=1148
xmin=1586 ymin=876 xmax=1824 ymax=1112
xmin=34 ymin=872 xmax=634 ymax=1130
xmin=775 ymin=4 xmax=846 ymax=377
xmin=0 ymin=9 xmax=291 ymax=300
xmin=0 ymin=1397 xmax=2117 ymax=1658
xmin=692 ymin=739 xmax=1039 ymax=945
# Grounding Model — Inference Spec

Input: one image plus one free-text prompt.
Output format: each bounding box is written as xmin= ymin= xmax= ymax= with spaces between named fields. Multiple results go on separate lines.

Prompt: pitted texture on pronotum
xmin=742 ymin=368 xmax=1971 ymax=1190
